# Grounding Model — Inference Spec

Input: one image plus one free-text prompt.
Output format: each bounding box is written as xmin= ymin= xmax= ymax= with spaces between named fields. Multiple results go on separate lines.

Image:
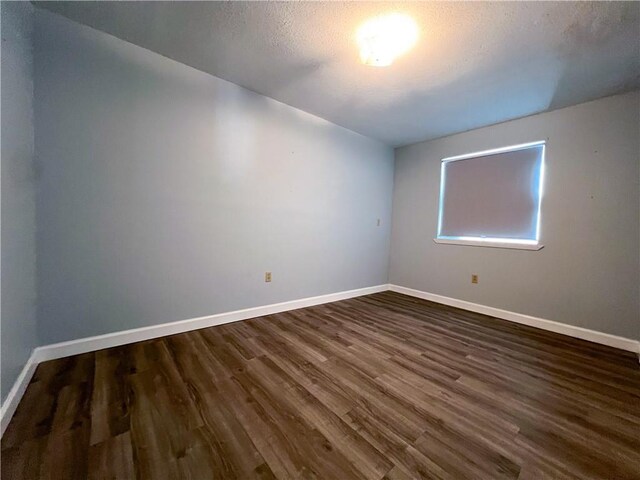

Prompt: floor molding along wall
xmin=4 ymin=282 xmax=638 ymax=436
xmin=389 ymin=284 xmax=640 ymax=354
xmin=33 ymin=284 xmax=389 ymax=363
xmin=1 ymin=284 xmax=387 ymax=437
xmin=0 ymin=351 xmax=39 ymax=437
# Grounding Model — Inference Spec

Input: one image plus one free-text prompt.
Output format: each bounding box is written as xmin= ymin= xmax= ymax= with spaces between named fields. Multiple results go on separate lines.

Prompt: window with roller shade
xmin=435 ymin=141 xmax=545 ymax=250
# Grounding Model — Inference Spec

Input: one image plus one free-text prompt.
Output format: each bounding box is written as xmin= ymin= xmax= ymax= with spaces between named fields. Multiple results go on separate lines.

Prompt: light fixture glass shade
xmin=357 ymin=13 xmax=418 ymax=66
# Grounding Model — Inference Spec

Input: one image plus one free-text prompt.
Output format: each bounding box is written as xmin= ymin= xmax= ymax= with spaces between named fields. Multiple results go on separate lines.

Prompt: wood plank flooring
xmin=2 ymin=291 xmax=639 ymax=479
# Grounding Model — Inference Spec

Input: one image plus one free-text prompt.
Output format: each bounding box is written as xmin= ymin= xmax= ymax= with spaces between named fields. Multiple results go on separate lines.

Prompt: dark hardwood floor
xmin=2 ymin=291 xmax=639 ymax=479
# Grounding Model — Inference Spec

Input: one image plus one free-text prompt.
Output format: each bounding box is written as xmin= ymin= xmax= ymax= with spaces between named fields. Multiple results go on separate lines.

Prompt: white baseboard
xmin=389 ymin=284 xmax=640 ymax=354
xmin=1 ymin=284 xmax=387 ymax=436
xmin=33 ymin=284 xmax=389 ymax=363
xmin=4 ymin=281 xmax=638 ymax=437
xmin=0 ymin=351 xmax=39 ymax=437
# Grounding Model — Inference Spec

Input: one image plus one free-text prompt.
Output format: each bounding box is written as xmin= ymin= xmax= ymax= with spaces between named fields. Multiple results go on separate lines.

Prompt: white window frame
xmin=434 ymin=141 xmax=546 ymax=251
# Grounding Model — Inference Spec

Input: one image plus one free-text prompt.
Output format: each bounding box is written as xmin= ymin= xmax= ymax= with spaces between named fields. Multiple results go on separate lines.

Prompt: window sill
xmin=433 ymin=237 xmax=544 ymax=251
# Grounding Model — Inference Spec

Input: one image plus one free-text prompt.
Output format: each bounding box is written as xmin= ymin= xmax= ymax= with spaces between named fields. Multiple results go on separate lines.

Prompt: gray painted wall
xmin=1 ymin=2 xmax=38 ymax=402
xmin=34 ymin=10 xmax=394 ymax=345
xmin=390 ymin=91 xmax=640 ymax=340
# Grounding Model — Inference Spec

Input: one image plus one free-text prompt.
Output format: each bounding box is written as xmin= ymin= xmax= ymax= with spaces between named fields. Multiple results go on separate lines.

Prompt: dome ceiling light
xmin=356 ymin=13 xmax=419 ymax=67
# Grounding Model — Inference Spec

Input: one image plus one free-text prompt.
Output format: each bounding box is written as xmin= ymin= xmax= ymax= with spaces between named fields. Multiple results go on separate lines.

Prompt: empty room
xmin=1 ymin=1 xmax=639 ymax=478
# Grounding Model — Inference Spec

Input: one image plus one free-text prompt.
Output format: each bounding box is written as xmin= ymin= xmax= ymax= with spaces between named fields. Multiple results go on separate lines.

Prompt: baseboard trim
xmin=4 ymin=282 xmax=638 ymax=437
xmin=0 ymin=351 xmax=39 ymax=437
xmin=389 ymin=284 xmax=640 ymax=354
xmin=0 ymin=284 xmax=388 ymax=436
xmin=33 ymin=284 xmax=388 ymax=363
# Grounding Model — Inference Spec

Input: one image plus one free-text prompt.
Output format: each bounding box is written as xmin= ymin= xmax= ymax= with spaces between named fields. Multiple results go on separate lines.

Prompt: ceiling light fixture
xmin=356 ymin=13 xmax=418 ymax=67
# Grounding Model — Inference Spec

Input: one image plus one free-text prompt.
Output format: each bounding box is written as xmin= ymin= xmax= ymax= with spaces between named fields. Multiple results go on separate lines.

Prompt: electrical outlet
xmin=471 ymin=274 xmax=478 ymax=284
xmin=265 ymin=272 xmax=272 ymax=283
xmin=377 ymin=218 xmax=381 ymax=227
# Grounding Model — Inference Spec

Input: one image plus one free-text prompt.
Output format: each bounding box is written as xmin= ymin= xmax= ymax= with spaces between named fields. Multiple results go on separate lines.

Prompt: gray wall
xmin=1 ymin=2 xmax=38 ymax=401
xmin=390 ymin=91 xmax=640 ymax=340
xmin=34 ymin=10 xmax=394 ymax=345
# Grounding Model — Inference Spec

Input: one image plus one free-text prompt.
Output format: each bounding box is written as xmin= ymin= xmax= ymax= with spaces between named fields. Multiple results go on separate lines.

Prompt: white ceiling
xmin=37 ymin=1 xmax=640 ymax=147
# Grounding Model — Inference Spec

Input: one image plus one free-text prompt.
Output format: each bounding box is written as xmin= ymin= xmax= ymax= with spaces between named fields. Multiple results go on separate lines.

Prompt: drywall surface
xmin=1 ymin=2 xmax=38 ymax=401
xmin=34 ymin=10 xmax=393 ymax=344
xmin=390 ymin=91 xmax=640 ymax=340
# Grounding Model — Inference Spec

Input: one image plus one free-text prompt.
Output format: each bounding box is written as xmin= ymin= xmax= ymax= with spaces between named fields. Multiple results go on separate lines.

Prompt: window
xmin=435 ymin=141 xmax=545 ymax=250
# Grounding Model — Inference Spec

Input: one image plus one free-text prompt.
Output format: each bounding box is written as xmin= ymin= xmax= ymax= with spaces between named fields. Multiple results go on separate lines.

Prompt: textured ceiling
xmin=36 ymin=1 xmax=640 ymax=147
